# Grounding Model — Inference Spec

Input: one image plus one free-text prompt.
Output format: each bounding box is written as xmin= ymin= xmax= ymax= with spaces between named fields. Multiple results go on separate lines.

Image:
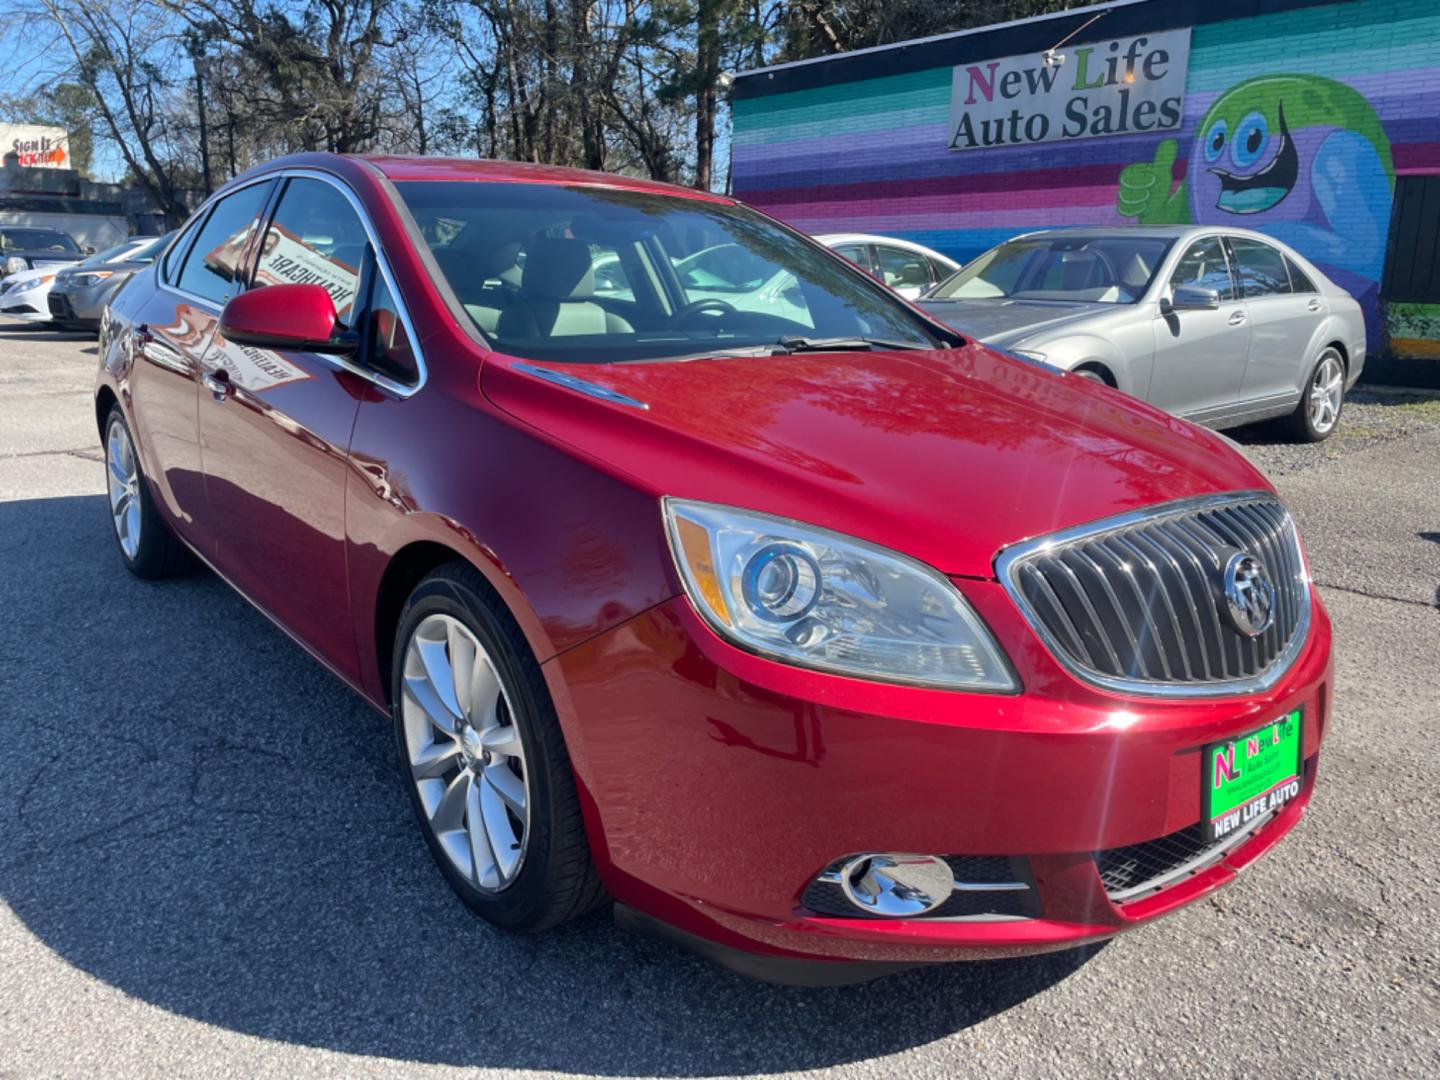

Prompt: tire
xmin=103 ymin=406 xmax=193 ymax=579
xmin=1283 ymin=348 xmax=1345 ymax=443
xmin=390 ymin=562 xmax=606 ymax=932
xmin=1073 ymin=367 xmax=1108 ymax=385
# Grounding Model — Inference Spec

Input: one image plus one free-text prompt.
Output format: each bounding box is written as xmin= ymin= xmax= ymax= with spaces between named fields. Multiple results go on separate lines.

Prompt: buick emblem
xmin=1222 ymin=552 xmax=1276 ymax=637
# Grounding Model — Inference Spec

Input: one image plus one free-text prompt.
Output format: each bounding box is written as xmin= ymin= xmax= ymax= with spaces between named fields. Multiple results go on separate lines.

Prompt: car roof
xmin=361 ymin=155 xmax=734 ymax=205
xmin=1006 ymin=225 xmax=1290 ymax=244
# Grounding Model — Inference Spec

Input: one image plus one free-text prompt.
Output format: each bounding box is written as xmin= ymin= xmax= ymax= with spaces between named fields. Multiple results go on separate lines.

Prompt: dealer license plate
xmin=1203 ymin=709 xmax=1302 ymax=841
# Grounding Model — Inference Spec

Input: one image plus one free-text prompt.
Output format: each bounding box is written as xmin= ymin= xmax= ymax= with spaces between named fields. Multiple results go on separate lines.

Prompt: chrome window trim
xmin=994 ymin=490 xmax=1313 ymax=699
xmin=158 ymin=168 xmax=428 ymax=400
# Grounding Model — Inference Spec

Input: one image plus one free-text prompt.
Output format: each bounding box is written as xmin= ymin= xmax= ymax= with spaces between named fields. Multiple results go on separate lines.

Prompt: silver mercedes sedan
xmin=919 ymin=226 xmax=1365 ymax=441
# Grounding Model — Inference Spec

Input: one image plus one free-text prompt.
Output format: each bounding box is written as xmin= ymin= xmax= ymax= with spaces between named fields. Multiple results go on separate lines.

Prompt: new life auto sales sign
xmin=948 ymin=29 xmax=1190 ymax=150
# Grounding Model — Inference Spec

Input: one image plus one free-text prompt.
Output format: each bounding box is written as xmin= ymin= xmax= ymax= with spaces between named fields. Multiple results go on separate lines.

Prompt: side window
xmin=927 ymin=256 xmax=954 ymax=284
xmin=253 ymin=177 xmax=369 ymax=325
xmin=1284 ymin=255 xmax=1316 ymax=294
xmin=160 ymin=224 xmax=193 ymax=281
xmin=364 ymin=273 xmax=417 ymax=382
xmin=833 ymin=244 xmax=872 ymax=274
xmin=1229 ymin=237 xmax=1292 ymax=299
xmin=1169 ymin=237 xmax=1235 ymax=302
xmin=876 ymin=246 xmax=933 ymax=290
xmin=588 ymin=243 xmax=634 ymax=302
xmin=173 ymin=182 xmax=273 ymax=305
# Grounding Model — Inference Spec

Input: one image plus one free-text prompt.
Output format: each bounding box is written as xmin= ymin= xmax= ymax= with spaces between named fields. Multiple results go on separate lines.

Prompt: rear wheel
xmin=103 ymin=406 xmax=192 ymax=578
xmin=1284 ymin=348 xmax=1345 ymax=442
xmin=391 ymin=563 xmax=606 ymax=931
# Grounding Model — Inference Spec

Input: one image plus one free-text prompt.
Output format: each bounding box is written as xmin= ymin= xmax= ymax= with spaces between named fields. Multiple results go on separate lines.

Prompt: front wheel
xmin=1283 ymin=348 xmax=1345 ymax=442
xmin=391 ymin=563 xmax=606 ymax=932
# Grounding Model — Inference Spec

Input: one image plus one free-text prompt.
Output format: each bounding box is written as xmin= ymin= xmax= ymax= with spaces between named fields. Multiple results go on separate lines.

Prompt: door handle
xmin=131 ymin=324 xmax=153 ymax=348
xmin=202 ymin=368 xmax=233 ymax=401
xmin=1228 ymin=310 xmax=1247 ymax=326
xmin=1307 ymin=298 xmax=1322 ymax=312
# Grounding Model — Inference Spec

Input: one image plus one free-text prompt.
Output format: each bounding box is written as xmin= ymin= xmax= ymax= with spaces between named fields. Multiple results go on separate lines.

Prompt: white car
xmin=813 ymin=233 xmax=960 ymax=299
xmin=0 ymin=237 xmax=153 ymax=324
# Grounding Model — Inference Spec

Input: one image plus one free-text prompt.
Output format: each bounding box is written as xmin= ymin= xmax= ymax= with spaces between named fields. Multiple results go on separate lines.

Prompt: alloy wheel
xmin=1308 ymin=351 xmax=1344 ymax=435
xmin=400 ymin=613 xmax=530 ymax=891
xmin=106 ymin=419 xmax=141 ymax=559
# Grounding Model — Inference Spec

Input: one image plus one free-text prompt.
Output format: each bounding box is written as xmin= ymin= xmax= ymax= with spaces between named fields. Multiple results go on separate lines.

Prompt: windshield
xmin=1 ymin=229 xmax=79 ymax=254
xmin=81 ymin=239 xmax=147 ymax=267
xmin=395 ymin=181 xmax=944 ymax=363
xmin=127 ymin=233 xmax=173 ymax=263
xmin=931 ymin=234 xmax=1174 ymax=305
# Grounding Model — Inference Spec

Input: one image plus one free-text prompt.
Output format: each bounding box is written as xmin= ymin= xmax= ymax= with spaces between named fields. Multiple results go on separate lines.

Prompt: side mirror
xmin=83 ymin=245 xmax=96 ymax=255
xmin=1168 ymin=284 xmax=1221 ymax=311
xmin=219 ymin=283 xmax=353 ymax=353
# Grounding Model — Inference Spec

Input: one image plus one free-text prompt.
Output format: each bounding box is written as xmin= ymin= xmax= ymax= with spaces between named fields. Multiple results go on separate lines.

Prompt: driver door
xmin=1149 ymin=235 xmax=1249 ymax=419
xmin=197 ymin=175 xmax=375 ymax=681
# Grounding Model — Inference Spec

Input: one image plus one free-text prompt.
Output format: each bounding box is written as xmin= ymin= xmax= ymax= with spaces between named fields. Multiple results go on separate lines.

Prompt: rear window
xmin=1 ymin=229 xmax=79 ymax=253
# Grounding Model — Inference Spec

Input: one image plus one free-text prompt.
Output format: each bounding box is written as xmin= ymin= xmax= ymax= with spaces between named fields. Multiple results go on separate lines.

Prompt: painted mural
xmin=1117 ymin=74 xmax=1394 ymax=338
xmin=731 ymin=0 xmax=1440 ymax=356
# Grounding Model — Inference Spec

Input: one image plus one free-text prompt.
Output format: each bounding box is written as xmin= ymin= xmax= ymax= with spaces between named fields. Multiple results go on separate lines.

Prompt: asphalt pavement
xmin=1 ymin=321 xmax=1437 ymax=1078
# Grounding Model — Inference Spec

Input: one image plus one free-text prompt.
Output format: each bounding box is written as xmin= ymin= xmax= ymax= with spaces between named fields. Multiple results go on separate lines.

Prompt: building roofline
xmin=731 ymin=0 xmax=1340 ymax=100
xmin=735 ymin=0 xmax=1144 ymax=82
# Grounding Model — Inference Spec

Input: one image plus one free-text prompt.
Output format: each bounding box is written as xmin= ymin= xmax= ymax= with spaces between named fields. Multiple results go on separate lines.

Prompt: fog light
xmin=839 ymin=853 xmax=953 ymax=917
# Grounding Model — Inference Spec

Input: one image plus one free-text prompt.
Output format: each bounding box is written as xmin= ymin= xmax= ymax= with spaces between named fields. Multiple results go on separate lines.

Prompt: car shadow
xmin=0 ymin=320 xmax=93 ymax=343
xmin=0 ymin=494 xmax=1103 ymax=1074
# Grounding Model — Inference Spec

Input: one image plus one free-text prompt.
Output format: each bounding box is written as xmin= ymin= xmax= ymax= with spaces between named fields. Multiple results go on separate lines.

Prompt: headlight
xmin=14 ymin=275 xmax=53 ymax=293
xmin=663 ymin=499 xmax=1016 ymax=691
xmin=1008 ymin=348 xmax=1049 ymax=363
xmin=69 ymin=271 xmax=113 ymax=287
xmin=4 ymin=257 xmax=27 ymax=274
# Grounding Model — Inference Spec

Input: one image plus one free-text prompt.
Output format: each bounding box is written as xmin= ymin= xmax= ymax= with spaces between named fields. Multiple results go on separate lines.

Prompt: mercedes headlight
xmin=663 ymin=499 xmax=1016 ymax=691
xmin=4 ymin=257 xmax=27 ymax=274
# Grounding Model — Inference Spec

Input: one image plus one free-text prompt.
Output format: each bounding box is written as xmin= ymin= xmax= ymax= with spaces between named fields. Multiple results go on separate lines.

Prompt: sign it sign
xmin=948 ymin=29 xmax=1190 ymax=151
xmin=0 ymin=124 xmax=70 ymax=168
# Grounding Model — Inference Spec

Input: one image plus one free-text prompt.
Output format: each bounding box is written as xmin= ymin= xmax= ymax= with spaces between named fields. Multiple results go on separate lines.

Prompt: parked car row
xmin=95 ymin=154 xmax=1332 ymax=985
xmin=0 ymin=231 xmax=174 ymax=332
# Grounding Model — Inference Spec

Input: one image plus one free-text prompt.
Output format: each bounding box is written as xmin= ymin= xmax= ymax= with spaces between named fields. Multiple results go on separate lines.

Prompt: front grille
xmin=1097 ymin=811 xmax=1277 ymax=903
xmin=47 ymin=294 xmax=73 ymax=319
xmin=998 ymin=493 xmax=1309 ymax=695
xmin=801 ymin=855 xmax=1039 ymax=920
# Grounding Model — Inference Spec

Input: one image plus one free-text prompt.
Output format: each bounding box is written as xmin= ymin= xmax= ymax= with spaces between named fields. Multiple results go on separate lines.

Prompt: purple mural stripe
xmin=758 ymin=204 xmax=1131 ymax=233
xmin=740 ymin=160 xmax=1190 ymax=209
xmin=1396 ymin=143 xmax=1440 ymax=172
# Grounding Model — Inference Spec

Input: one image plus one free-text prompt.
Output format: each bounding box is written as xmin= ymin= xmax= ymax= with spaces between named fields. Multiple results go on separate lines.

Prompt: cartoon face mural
xmin=1118 ymin=75 xmax=1394 ymax=334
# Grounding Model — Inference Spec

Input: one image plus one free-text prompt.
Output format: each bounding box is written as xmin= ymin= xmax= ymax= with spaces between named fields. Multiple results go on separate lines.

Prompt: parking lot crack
xmin=1312 ymin=579 xmax=1440 ymax=611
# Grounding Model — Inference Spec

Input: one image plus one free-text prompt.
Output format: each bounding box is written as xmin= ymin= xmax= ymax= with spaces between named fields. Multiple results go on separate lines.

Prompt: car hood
xmin=918 ymin=298 xmax=1116 ymax=349
xmin=481 ymin=344 xmax=1268 ymax=579
xmin=5 ymin=249 xmax=81 ymax=264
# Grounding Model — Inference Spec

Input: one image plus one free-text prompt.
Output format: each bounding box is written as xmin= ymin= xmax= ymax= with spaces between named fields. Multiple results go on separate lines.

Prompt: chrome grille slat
xmin=998 ymin=493 xmax=1312 ymax=697
xmin=1129 ymin=527 xmax=1210 ymax=680
xmin=1113 ymin=532 xmax=1192 ymax=681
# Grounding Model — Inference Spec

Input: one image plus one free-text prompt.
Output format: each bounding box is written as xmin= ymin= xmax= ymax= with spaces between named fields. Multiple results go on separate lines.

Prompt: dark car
xmin=0 ymin=226 xmax=84 ymax=277
xmin=95 ymin=154 xmax=1330 ymax=984
xmin=48 ymin=232 xmax=169 ymax=331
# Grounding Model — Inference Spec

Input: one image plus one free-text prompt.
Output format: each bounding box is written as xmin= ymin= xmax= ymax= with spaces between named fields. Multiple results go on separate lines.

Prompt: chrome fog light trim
xmin=839 ymin=854 xmax=956 ymax=917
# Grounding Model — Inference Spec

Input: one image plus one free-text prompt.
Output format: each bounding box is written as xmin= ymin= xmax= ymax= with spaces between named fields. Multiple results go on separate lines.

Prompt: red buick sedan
xmin=95 ymin=154 xmax=1330 ymax=984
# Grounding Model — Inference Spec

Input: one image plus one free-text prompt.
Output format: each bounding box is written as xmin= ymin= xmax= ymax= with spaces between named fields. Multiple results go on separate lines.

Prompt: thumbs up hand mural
xmin=1117 ymin=138 xmax=1189 ymax=225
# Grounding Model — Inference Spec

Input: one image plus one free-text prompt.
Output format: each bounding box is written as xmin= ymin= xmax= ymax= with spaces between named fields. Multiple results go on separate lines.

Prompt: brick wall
xmin=732 ymin=0 xmax=1440 ymax=357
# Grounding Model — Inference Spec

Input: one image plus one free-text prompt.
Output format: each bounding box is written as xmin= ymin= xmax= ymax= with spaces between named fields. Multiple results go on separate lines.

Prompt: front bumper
xmin=548 ymin=581 xmax=1332 ymax=971
xmin=48 ymin=284 xmax=110 ymax=325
